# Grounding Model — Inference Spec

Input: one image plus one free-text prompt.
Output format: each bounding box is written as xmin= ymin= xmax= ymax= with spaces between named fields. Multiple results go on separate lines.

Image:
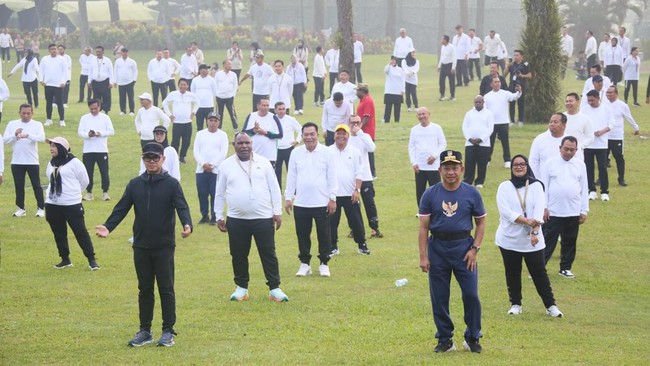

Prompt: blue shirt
xmin=419 ymin=182 xmax=486 ymax=232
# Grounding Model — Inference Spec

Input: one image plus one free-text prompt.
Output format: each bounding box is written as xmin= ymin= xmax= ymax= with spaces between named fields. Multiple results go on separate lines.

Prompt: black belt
xmin=430 ymin=231 xmax=470 ymax=241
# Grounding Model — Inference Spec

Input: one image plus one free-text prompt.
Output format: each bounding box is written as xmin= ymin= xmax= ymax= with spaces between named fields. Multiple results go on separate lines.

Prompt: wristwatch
xmin=531 ymin=230 xmax=539 ymax=235
xmin=471 ymin=245 xmax=480 ymax=252
xmin=355 ymin=188 xmax=361 ymax=193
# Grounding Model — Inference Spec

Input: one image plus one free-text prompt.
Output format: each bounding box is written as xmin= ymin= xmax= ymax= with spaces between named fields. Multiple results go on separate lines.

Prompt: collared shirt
xmin=322 ymin=99 xmax=352 ymax=132
xmin=286 ymin=62 xmax=307 ymax=84
xmin=78 ymin=112 xmax=115 ymax=153
xmin=598 ymin=41 xmax=610 ymax=62
xmin=285 ymin=143 xmax=338 ymax=206
xmin=2 ymin=119 xmax=45 ymax=165
xmin=348 ymin=131 xmax=375 ymax=181
xmin=193 ymin=128 xmax=229 ymax=174
xmin=469 ymin=36 xmax=482 ymax=59
xmin=561 ymin=34 xmax=574 ymax=57
xmin=329 ymin=144 xmax=363 ymax=196
xmin=190 ymin=75 xmax=217 ymax=108
xmin=277 ymin=114 xmax=302 ymax=150
xmin=462 ymin=107 xmax=494 ymax=147
xmin=165 ymin=57 xmax=180 ymax=80
xmin=162 ymin=90 xmax=200 ymax=124
xmin=616 ymin=35 xmax=630 ymax=56
xmin=147 ymin=58 xmax=169 ymax=83
xmin=393 ymin=36 xmax=414 ymax=58
xmin=214 ymin=70 xmax=239 ymax=99
xmin=438 ymin=44 xmax=457 ymax=68
xmin=541 ymin=155 xmax=589 ymax=217
xmin=622 ymin=55 xmax=640 ymax=80
xmin=331 ymin=81 xmax=357 ymax=103
xmin=114 ymin=57 xmax=138 ymax=85
xmin=495 ymin=180 xmax=546 ymax=252
xmin=324 ymin=48 xmax=340 ymax=73
xmin=293 ymin=47 xmax=309 ymax=69
xmin=408 ymin=122 xmax=447 ymax=171
xmin=354 ymin=40 xmax=364 ymax=62
xmin=484 ymin=35 xmax=505 ymax=57
xmin=89 ymin=56 xmax=114 ymax=83
xmin=268 ymin=72 xmax=294 ymax=109
xmin=179 ymin=53 xmax=198 ymax=80
xmin=580 ymin=103 xmax=614 ymax=149
xmin=585 ymin=36 xmax=598 ymax=58
xmin=452 ymin=32 xmax=471 ymax=59
xmin=356 ymin=95 xmax=376 ymax=139
xmin=604 ymin=46 xmax=625 ymax=67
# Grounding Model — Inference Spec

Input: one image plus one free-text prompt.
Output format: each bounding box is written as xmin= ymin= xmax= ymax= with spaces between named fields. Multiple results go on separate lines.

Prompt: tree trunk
xmin=231 ymin=0 xmax=237 ymax=25
xmin=385 ymin=0 xmax=397 ymax=37
xmin=108 ymin=0 xmax=120 ymax=23
xmin=476 ymin=0 xmax=485 ymax=36
xmin=159 ymin=0 xmax=176 ymax=53
xmin=336 ymin=0 xmax=354 ymax=82
xmin=437 ymin=0 xmax=445 ymax=58
xmin=250 ymin=0 xmax=264 ymax=44
xmin=460 ymin=0 xmax=468 ymax=27
xmin=35 ymin=0 xmax=53 ymax=30
xmin=78 ymin=0 xmax=90 ymax=49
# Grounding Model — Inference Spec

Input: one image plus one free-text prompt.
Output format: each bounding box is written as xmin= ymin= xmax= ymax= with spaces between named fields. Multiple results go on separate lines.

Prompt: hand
xmin=15 ymin=128 xmax=23 ymax=137
xmin=40 ymin=81 xmax=46 ymax=86
xmin=350 ymin=124 xmax=361 ymax=134
xmin=437 ymin=67 xmax=441 ymax=72
xmin=451 ymin=69 xmax=456 ymax=74
xmin=169 ymin=115 xmax=176 ymax=122
xmin=88 ymin=131 xmax=95 ymax=137
xmin=426 ymin=156 xmax=435 ymax=165
xmin=543 ymin=208 xmax=550 ymax=222
xmin=322 ymin=132 xmax=327 ymax=140
xmin=527 ymin=218 xmax=538 ymax=227
xmin=284 ymin=200 xmax=293 ymax=215
xmin=515 ymin=84 xmax=522 ymax=92
xmin=419 ymin=257 xmax=430 ymax=273
xmin=531 ymin=234 xmax=539 ymax=246
xmin=95 ymin=225 xmax=109 ymax=237
xmin=578 ymin=214 xmax=587 ymax=224
xmin=6 ymin=73 xmax=12 ymax=78
xmin=108 ymin=84 xmax=113 ymax=89
xmin=272 ymin=215 xmax=282 ymax=230
xmin=181 ymin=224 xmax=192 ymax=238
xmin=412 ymin=164 xmax=420 ymax=173
xmin=217 ymin=219 xmax=227 ymax=232
xmin=59 ymin=83 xmax=65 ymax=88
xmin=464 ymin=249 xmax=478 ymax=271
xmin=202 ymin=163 xmax=213 ymax=173
xmin=351 ymin=191 xmax=360 ymax=204
xmin=326 ymin=200 xmax=336 ymax=215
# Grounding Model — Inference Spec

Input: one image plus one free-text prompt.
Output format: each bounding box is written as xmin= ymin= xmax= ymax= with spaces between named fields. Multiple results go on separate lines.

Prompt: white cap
xmin=138 ymin=92 xmax=153 ymax=101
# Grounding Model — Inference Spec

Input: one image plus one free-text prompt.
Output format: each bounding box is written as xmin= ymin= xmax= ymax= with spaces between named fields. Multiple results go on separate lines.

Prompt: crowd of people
xmin=0 ymin=24 xmax=645 ymax=352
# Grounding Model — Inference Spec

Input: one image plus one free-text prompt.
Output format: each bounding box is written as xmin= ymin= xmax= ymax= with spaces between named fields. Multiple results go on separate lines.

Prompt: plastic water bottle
xmin=395 ymin=278 xmax=409 ymax=287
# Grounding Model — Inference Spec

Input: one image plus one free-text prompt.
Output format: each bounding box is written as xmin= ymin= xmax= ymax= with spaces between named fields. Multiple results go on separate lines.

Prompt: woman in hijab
xmin=7 ymin=49 xmax=39 ymax=107
xmin=45 ymin=137 xmax=99 ymax=270
xmin=138 ymin=125 xmax=180 ymax=182
xmin=401 ymin=49 xmax=419 ymax=112
xmin=495 ymin=154 xmax=563 ymax=317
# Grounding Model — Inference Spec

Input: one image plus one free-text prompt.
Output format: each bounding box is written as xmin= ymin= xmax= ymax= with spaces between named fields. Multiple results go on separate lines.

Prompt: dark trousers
xmin=587 ymin=54 xmax=598 ymax=69
xmin=216 ymin=97 xmax=238 ymax=131
xmin=360 ymin=181 xmax=379 ymax=231
xmin=484 ymin=55 xmax=498 ymax=66
xmin=171 ymin=123 xmax=192 ymax=160
xmin=464 ymin=145 xmax=490 ymax=185
xmin=16 ymin=49 xmax=24 ymax=60
xmin=428 ymin=237 xmax=482 ymax=343
xmin=489 ymin=124 xmax=511 ymax=163
xmin=151 ymin=81 xmax=167 ymax=107
xmin=23 ymin=80 xmax=39 ymax=107
xmin=543 ymin=216 xmax=580 ymax=271
xmin=1 ymin=46 xmax=10 ymax=61
xmin=91 ymin=79 xmax=111 ymax=112
xmin=383 ymin=94 xmax=402 ymax=123
xmin=118 ymin=81 xmax=136 ymax=113
xmin=584 ymin=148 xmax=609 ymax=194
xmin=325 ymin=130 xmax=335 ymax=146
xmin=133 ymin=247 xmax=176 ymax=333
xmin=82 ymin=152 xmax=110 ymax=193
xmin=369 ymin=152 xmax=376 ymax=178
xmin=166 ymin=79 xmax=176 ymax=92
xmin=330 ymin=196 xmax=366 ymax=250
xmin=226 ymin=217 xmax=281 ymax=290
xmin=468 ymin=58 xmax=481 ymax=80
xmin=79 ymin=74 xmax=92 ymax=102
xmin=62 ymin=80 xmax=70 ymax=104
xmin=560 ymin=56 xmax=569 ymax=79
xmin=355 ymin=62 xmax=363 ymax=83
xmin=605 ymin=65 xmax=622 ymax=85
xmin=509 ymin=92 xmax=525 ymax=123
xmin=455 ymin=59 xmax=469 ymax=86
xmin=405 ymin=82 xmax=418 ymax=109
xmin=12 ymin=164 xmax=44 ymax=209
xmin=607 ymin=140 xmax=625 ymax=183
xmin=292 ymin=83 xmax=305 ymax=111
xmin=415 ymin=170 xmax=440 ymax=206
xmin=45 ymin=203 xmax=95 ymax=260
xmin=44 ymin=85 xmax=64 ymax=120
xmin=313 ymin=76 xmax=325 ymax=103
xmin=252 ymin=94 xmax=268 ymax=112
xmin=439 ymin=63 xmax=455 ymax=98
xmin=195 ymin=107 xmax=213 ymax=131
xmin=196 ymin=172 xmax=217 ymax=220
xmin=499 ymin=247 xmax=556 ymax=308
xmin=233 ymin=69 xmax=241 ymax=81
xmin=624 ymin=80 xmax=638 ymax=104
xmin=294 ymin=206 xmax=331 ymax=265
xmin=329 ymin=72 xmax=338 ymax=95
xmin=275 ymin=146 xmax=294 ymax=189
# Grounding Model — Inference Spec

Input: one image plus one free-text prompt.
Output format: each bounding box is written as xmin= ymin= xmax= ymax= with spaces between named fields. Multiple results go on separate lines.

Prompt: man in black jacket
xmin=479 ymin=62 xmax=508 ymax=96
xmin=95 ymin=142 xmax=192 ymax=348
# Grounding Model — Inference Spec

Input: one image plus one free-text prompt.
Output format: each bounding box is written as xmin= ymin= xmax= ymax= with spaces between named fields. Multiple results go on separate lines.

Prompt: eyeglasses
xmin=142 ymin=155 xmax=161 ymax=162
xmin=512 ymin=163 xmax=527 ymax=168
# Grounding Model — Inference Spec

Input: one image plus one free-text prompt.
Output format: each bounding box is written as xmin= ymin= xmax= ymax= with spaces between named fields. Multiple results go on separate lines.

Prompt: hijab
xmin=24 ymin=49 xmax=34 ymax=75
xmin=509 ymin=154 xmax=544 ymax=190
xmin=405 ymin=51 xmax=416 ymax=67
xmin=49 ymin=143 xmax=76 ymax=199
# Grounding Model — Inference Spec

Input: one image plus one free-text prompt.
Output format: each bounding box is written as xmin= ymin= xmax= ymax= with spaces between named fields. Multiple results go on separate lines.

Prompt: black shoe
xmin=370 ymin=229 xmax=383 ymax=238
xmin=619 ymin=180 xmax=628 ymax=186
xmin=54 ymin=258 xmax=73 ymax=269
xmin=357 ymin=243 xmax=371 ymax=255
xmin=208 ymin=217 xmax=217 ymax=226
xmin=606 ymin=162 xmax=612 ymax=168
xmin=434 ymin=339 xmax=456 ymax=353
xmin=128 ymin=330 xmax=153 ymax=347
xmin=179 ymin=158 xmax=186 ymax=164
xmin=157 ymin=330 xmax=176 ymax=347
xmin=198 ymin=216 xmax=209 ymax=224
xmin=88 ymin=259 xmax=100 ymax=271
xmin=347 ymin=231 xmax=354 ymax=238
xmin=463 ymin=339 xmax=482 ymax=353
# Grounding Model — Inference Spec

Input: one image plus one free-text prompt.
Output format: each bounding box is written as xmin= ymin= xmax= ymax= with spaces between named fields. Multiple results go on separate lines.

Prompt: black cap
xmin=121 ymin=47 xmax=128 ymax=52
xmin=198 ymin=64 xmax=210 ymax=70
xmin=592 ymin=74 xmax=603 ymax=82
xmin=153 ymin=125 xmax=167 ymax=134
xmin=439 ymin=150 xmax=463 ymax=165
xmin=207 ymin=112 xmax=220 ymax=120
xmin=142 ymin=142 xmax=164 ymax=156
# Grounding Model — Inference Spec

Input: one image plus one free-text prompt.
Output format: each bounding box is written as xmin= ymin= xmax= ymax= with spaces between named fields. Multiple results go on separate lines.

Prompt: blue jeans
xmin=195 ymin=172 xmax=217 ymax=220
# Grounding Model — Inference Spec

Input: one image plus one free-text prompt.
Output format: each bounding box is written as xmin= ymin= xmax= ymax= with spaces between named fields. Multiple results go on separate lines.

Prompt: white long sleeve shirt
xmin=561 ymin=34 xmax=574 ymax=57
xmin=331 ymin=81 xmax=357 ymax=104
xmin=354 ymin=41 xmax=364 ymax=63
xmin=0 ymin=78 xmax=8 ymax=113
xmin=89 ymin=56 xmax=114 ymax=83
xmin=384 ymin=64 xmax=405 ymax=95
xmin=606 ymin=99 xmax=639 ymax=140
xmin=585 ymin=36 xmax=598 ymax=58
xmin=622 ymin=56 xmax=640 ymax=80
xmin=604 ymin=46 xmax=625 ymax=67
xmin=321 ymin=99 xmax=352 ymax=132
xmin=268 ymin=72 xmax=294 ymax=109
xmin=79 ymin=53 xmax=95 ymax=76
xmin=247 ymin=62 xmax=274 ymax=95
xmin=162 ymin=90 xmax=200 ymax=124
xmin=242 ymin=112 xmax=283 ymax=161
xmin=565 ymin=112 xmax=594 ymax=152
xmin=348 ymin=131 xmax=375 ymax=182
xmin=135 ymin=106 xmax=171 ymax=140
xmin=214 ymin=70 xmax=239 ymax=99
xmin=581 ymin=103 xmax=614 ymax=149
xmin=165 ymin=57 xmax=180 ymax=81
xmin=147 ymin=58 xmax=169 ymax=83
xmin=39 ymin=55 xmax=67 ymax=86
xmin=0 ymin=33 xmax=14 ymax=48
xmin=3 ymin=119 xmax=45 ymax=165
xmin=324 ymin=49 xmax=340 ymax=73
xmin=408 ymin=122 xmax=447 ymax=171
xmin=495 ymin=180 xmax=546 ymax=252
xmin=277 ymin=115 xmax=302 ymax=149
xmin=193 ymin=128 xmax=229 ymax=174
xmin=78 ymin=113 xmax=115 ymax=153
xmin=401 ymin=59 xmax=420 ymax=85
xmin=285 ymin=143 xmax=338 ymax=206
xmin=438 ymin=44 xmax=457 ymax=68
xmin=45 ymin=158 xmax=89 ymax=206
xmin=484 ymin=34 xmax=505 ymax=57
xmin=452 ymin=33 xmax=471 ymax=60
xmin=393 ymin=36 xmax=414 ymax=58
xmin=214 ymin=153 xmax=282 ymax=221
xmin=541 ymin=155 xmax=589 ymax=217
xmin=0 ymin=140 xmax=4 ymax=176
xmin=179 ymin=53 xmax=198 ymax=80
xmin=582 ymin=75 xmax=612 ymax=97
xmin=10 ymin=57 xmax=39 ymax=82
xmin=61 ymin=53 xmax=72 ymax=81
xmin=329 ymin=144 xmax=363 ymax=196
xmin=286 ymin=62 xmax=307 ymax=85
xmin=190 ymin=75 xmax=217 ymax=108
xmin=617 ymin=35 xmax=631 ymax=56
xmin=484 ymin=89 xmax=521 ymax=124
xmin=462 ymin=107 xmax=494 ymax=147
xmin=528 ymin=130 xmax=564 ymax=178
xmin=114 ymin=57 xmax=138 ymax=86
xmin=312 ymin=53 xmax=325 ymax=78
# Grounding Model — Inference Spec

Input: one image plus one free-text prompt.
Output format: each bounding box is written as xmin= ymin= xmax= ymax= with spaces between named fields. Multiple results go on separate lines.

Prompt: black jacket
xmin=479 ymin=75 xmax=508 ymax=96
xmin=104 ymin=170 xmax=193 ymax=249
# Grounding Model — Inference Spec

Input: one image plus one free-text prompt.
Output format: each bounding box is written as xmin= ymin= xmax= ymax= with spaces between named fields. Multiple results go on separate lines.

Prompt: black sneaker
xmin=434 ymin=339 xmax=456 ymax=353
xmin=357 ymin=243 xmax=371 ymax=255
xmin=157 ymin=330 xmax=176 ymax=347
xmin=54 ymin=259 xmax=73 ymax=269
xmin=370 ymin=229 xmax=383 ymax=238
xmin=128 ymin=330 xmax=153 ymax=347
xmin=89 ymin=259 xmax=100 ymax=271
xmin=198 ymin=216 xmax=209 ymax=224
xmin=209 ymin=217 xmax=217 ymax=226
xmin=179 ymin=158 xmax=186 ymax=164
xmin=347 ymin=231 xmax=354 ymax=238
xmin=463 ymin=339 xmax=482 ymax=353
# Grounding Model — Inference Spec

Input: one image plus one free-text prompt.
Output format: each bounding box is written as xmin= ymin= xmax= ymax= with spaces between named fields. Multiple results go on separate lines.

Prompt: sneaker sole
xmin=54 ymin=264 xmax=73 ymax=269
xmin=128 ymin=339 xmax=154 ymax=347
xmin=357 ymin=250 xmax=371 ymax=255
xmin=295 ymin=271 xmax=312 ymax=277
xmin=559 ymin=273 xmax=575 ymax=278
xmin=434 ymin=344 xmax=457 ymax=353
xmin=319 ymin=273 xmax=330 ymax=277
xmin=230 ymin=294 xmax=250 ymax=302
xmin=463 ymin=341 xmax=481 ymax=353
xmin=156 ymin=340 xmax=175 ymax=347
xmin=268 ymin=295 xmax=288 ymax=302
xmin=12 ymin=214 xmax=26 ymax=217
xmin=89 ymin=266 xmax=100 ymax=271
xmin=546 ymin=311 xmax=563 ymax=318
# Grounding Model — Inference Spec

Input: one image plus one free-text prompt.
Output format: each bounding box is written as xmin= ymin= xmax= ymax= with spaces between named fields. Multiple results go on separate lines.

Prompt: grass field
xmin=1 ymin=49 xmax=649 ymax=365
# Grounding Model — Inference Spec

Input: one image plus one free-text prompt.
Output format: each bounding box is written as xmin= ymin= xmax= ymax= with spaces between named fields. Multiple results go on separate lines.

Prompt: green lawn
xmin=0 ymin=50 xmax=649 ymax=365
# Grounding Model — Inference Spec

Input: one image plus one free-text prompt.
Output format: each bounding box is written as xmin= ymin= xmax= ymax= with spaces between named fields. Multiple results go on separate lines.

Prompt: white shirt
xmin=312 ymin=53 xmax=325 ymax=78
xmin=135 ymin=106 xmax=171 ymax=140
xmin=408 ymin=122 xmax=447 ymax=171
xmin=61 ymin=53 xmax=72 ymax=81
xmin=147 ymin=58 xmax=169 ymax=83
xmin=286 ymin=62 xmax=307 ymax=84
xmin=582 ymin=75 xmax=612 ymax=98
xmin=39 ymin=55 xmax=67 ymax=87
xmin=89 ymin=56 xmax=114 ymax=83
xmin=616 ymin=35 xmax=631 ymax=56
xmin=401 ymin=59 xmax=420 ymax=85
xmin=268 ymin=72 xmax=294 ymax=109
xmin=0 ymin=78 xmax=8 ymax=113
xmin=242 ymin=112 xmax=283 ymax=161
xmin=247 ymin=62 xmax=274 ymax=95
xmin=452 ymin=32 xmax=471 ymax=60
xmin=393 ymin=36 xmax=414 ymax=58
xmin=165 ymin=57 xmax=180 ymax=81
xmin=585 ymin=36 xmax=598 ymax=58
xmin=79 ymin=53 xmax=96 ymax=76
xmin=329 ymin=144 xmax=363 ymax=196
xmin=598 ymin=41 xmax=610 ymax=63
xmin=484 ymin=34 xmax=505 ymax=57
xmin=139 ymin=146 xmax=181 ymax=181
xmin=438 ymin=44 xmax=457 ymax=68
xmin=11 ymin=57 xmax=39 ymax=82
xmin=469 ymin=36 xmax=483 ymax=59
xmin=3 ymin=119 xmax=45 ymax=165
xmin=277 ymin=115 xmax=302 ymax=149
xmin=528 ymin=130 xmax=564 ymax=178
xmin=162 ymin=90 xmax=200 ymax=124
xmin=190 ymin=75 xmax=217 ymax=108
xmin=214 ymin=70 xmax=239 ymax=99
xmin=45 ymin=158 xmax=89 ymax=206
xmin=484 ymin=89 xmax=521 ymax=124
xmin=604 ymin=46 xmax=625 ymax=67
xmin=179 ymin=53 xmax=198 ymax=80
xmin=581 ymin=103 xmax=614 ymax=149
xmin=561 ymin=34 xmax=574 ymax=57
xmin=324 ymin=49 xmax=340 ymax=73
xmin=285 ymin=143 xmax=338 ymax=206
xmin=321 ymin=99 xmax=352 ymax=132
xmin=384 ymin=64 xmax=405 ymax=95
xmin=348 ymin=131 xmax=375 ymax=181
xmin=354 ymin=40 xmax=364 ymax=63
xmin=0 ymin=138 xmax=4 ymax=176
xmin=331 ymin=81 xmax=357 ymax=103
xmin=0 ymin=33 xmax=14 ymax=48
xmin=495 ymin=180 xmax=546 ymax=252
xmin=462 ymin=107 xmax=494 ymax=147
xmin=606 ymin=99 xmax=639 ymax=140
xmin=565 ymin=112 xmax=594 ymax=152
xmin=214 ymin=154 xmax=282 ymax=221
xmin=114 ymin=57 xmax=138 ymax=85
xmin=193 ymin=128 xmax=229 ymax=174
xmin=541 ymin=156 xmax=589 ymax=217
xmin=622 ymin=55 xmax=640 ymax=80
xmin=78 ymin=113 xmax=115 ymax=153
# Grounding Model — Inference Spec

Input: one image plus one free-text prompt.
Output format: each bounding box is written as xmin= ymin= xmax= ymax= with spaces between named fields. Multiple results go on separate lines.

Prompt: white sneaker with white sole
xmin=296 ymin=263 xmax=312 ymax=276
xmin=318 ymin=264 xmax=330 ymax=277
xmin=546 ymin=305 xmax=563 ymax=318
xmin=507 ymin=304 xmax=523 ymax=315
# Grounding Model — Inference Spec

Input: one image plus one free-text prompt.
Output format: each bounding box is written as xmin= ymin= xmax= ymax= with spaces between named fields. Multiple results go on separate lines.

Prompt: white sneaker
xmin=517 ymin=121 xmax=524 ymax=127
xmin=588 ymin=191 xmax=597 ymax=200
xmin=476 ymin=184 xmax=484 ymax=189
xmin=295 ymin=263 xmax=312 ymax=277
xmin=504 ymin=161 xmax=511 ymax=169
xmin=546 ymin=305 xmax=563 ymax=318
xmin=293 ymin=110 xmax=300 ymax=115
xmin=319 ymin=264 xmax=331 ymax=277
xmin=102 ymin=192 xmax=111 ymax=201
xmin=230 ymin=286 xmax=250 ymax=301
xmin=35 ymin=208 xmax=45 ymax=217
xmin=330 ymin=249 xmax=340 ymax=256
xmin=120 ymin=112 xmax=125 ymax=116
xmin=59 ymin=120 xmax=66 ymax=127
xmin=407 ymin=108 xmax=412 ymax=112
xmin=63 ymin=104 xmax=68 ymax=109
xmin=268 ymin=288 xmax=289 ymax=302
xmin=83 ymin=192 xmax=94 ymax=201
xmin=314 ymin=102 xmax=319 ymax=107
xmin=127 ymin=236 xmax=134 ymax=244
xmin=12 ymin=208 xmax=27 ymax=217
xmin=44 ymin=119 xmax=53 ymax=126
xmin=509 ymin=122 xmax=515 ymax=128
xmin=298 ymin=109 xmax=303 ymax=115
xmin=129 ymin=112 xmax=135 ymax=117
xmin=559 ymin=269 xmax=575 ymax=278
xmin=507 ymin=304 xmax=523 ymax=315
xmin=601 ymin=193 xmax=609 ymax=201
